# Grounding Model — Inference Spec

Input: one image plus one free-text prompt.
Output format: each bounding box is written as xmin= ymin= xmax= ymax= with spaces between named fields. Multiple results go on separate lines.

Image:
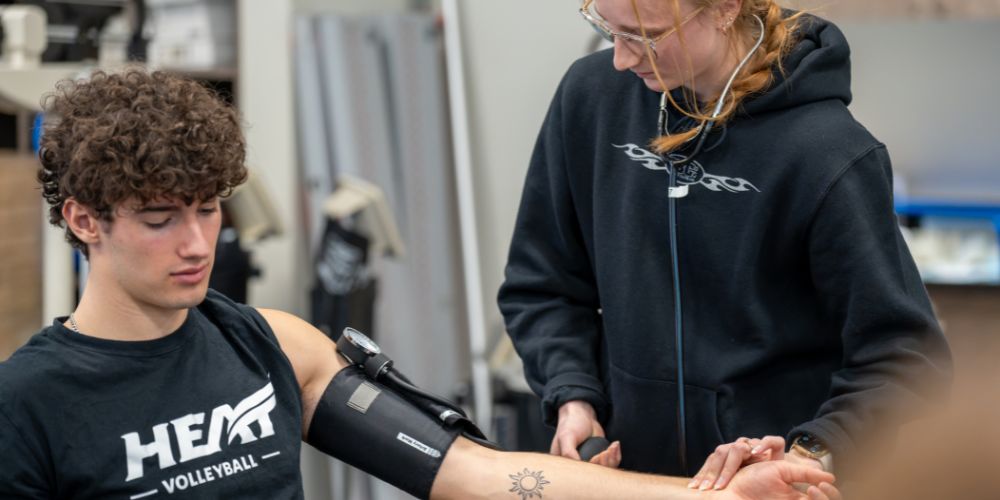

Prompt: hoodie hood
xmin=742 ymin=13 xmax=853 ymax=115
xmin=660 ymin=13 xmax=852 ymax=135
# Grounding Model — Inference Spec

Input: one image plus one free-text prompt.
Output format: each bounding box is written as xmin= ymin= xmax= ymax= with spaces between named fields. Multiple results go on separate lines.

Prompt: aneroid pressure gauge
xmin=337 ymin=327 xmax=381 ymax=365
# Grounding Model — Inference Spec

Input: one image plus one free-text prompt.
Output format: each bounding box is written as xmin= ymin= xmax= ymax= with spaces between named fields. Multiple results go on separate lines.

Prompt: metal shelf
xmin=896 ymin=198 xmax=1000 ymax=286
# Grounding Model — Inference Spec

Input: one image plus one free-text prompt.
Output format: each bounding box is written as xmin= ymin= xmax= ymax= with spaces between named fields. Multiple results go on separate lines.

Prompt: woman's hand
xmin=690 ymin=435 xmax=786 ymax=490
xmin=550 ymin=400 xmax=621 ymax=467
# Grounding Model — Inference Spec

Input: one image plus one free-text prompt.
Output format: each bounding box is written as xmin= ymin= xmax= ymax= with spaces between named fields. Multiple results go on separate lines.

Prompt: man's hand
xmin=714 ymin=460 xmax=841 ymax=500
xmin=689 ymin=436 xmax=786 ymax=490
xmin=550 ymin=400 xmax=621 ymax=467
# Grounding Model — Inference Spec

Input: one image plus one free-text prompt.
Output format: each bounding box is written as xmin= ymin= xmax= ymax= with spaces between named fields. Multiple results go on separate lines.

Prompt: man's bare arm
xmin=431 ymin=437 xmax=836 ymax=500
xmin=257 ymin=309 xmax=837 ymax=500
xmin=256 ymin=308 xmax=347 ymax=438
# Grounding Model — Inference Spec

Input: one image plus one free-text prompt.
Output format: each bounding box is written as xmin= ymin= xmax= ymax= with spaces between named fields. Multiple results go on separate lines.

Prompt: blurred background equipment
xmin=0 ymin=4 xmax=94 ymax=112
xmin=224 ymin=169 xmax=285 ymax=246
xmin=898 ymin=203 xmax=1000 ymax=285
xmin=1 ymin=3 xmax=47 ymax=67
xmin=293 ymin=8 xmax=468 ymax=499
xmin=2 ymin=0 xmax=132 ymax=63
xmin=210 ymin=169 xmax=283 ymax=303
xmin=145 ymin=0 xmax=235 ymax=70
xmin=310 ymin=175 xmax=405 ymax=345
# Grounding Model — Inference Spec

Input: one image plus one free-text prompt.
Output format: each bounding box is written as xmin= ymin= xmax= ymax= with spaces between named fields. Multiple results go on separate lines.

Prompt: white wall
xmin=239 ymin=0 xmax=305 ymax=314
xmin=294 ymin=0 xmax=437 ymax=15
xmin=839 ymin=20 xmax=1000 ymax=203
xmin=455 ymin=1 xmax=593 ymax=345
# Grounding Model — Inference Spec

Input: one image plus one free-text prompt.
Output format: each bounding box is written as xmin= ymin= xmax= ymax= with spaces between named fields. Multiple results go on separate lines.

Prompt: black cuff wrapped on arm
xmin=307 ymin=367 xmax=461 ymax=499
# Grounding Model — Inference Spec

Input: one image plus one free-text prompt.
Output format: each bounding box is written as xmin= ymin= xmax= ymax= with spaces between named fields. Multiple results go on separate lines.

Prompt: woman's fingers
xmin=689 ymin=438 xmax=752 ymax=490
xmin=751 ymin=435 xmax=786 ymax=461
xmin=713 ymin=440 xmax=752 ymax=489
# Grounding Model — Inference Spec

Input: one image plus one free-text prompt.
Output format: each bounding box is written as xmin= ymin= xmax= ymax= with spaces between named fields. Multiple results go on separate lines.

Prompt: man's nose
xmin=179 ymin=218 xmax=212 ymax=259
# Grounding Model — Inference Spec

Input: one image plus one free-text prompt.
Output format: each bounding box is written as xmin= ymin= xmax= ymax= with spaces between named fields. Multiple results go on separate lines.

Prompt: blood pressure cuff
xmin=306 ymin=366 xmax=462 ymax=499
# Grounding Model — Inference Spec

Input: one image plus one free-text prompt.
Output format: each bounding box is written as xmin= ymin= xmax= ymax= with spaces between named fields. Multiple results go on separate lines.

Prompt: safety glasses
xmin=579 ymin=0 xmax=705 ymax=58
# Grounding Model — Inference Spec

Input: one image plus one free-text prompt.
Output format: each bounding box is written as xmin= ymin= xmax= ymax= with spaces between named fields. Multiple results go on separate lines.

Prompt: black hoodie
xmin=498 ymin=14 xmax=951 ymax=476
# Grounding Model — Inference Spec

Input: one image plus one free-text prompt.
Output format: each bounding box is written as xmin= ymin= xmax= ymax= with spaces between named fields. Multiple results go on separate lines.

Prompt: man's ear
xmin=62 ymin=198 xmax=103 ymax=246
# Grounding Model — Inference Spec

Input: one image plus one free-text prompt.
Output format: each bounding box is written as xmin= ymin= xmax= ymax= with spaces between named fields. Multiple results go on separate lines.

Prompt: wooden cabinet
xmin=926 ymin=284 xmax=1000 ymax=382
xmin=0 ymin=152 xmax=43 ymax=359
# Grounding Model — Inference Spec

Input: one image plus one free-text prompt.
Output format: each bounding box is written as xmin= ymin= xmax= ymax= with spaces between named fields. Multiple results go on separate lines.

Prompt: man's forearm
xmin=431 ymin=437 xmax=702 ymax=500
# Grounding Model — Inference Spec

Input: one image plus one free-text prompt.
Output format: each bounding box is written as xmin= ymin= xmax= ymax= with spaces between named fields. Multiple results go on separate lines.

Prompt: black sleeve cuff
xmin=540 ymin=373 xmax=610 ymax=427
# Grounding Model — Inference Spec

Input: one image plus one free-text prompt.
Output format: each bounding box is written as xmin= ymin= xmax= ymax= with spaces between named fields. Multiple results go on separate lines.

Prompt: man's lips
xmin=171 ymin=265 xmax=208 ymax=284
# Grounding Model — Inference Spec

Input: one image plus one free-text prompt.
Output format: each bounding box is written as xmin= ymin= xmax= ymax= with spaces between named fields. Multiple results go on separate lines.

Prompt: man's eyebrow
xmin=135 ymin=205 xmax=179 ymax=214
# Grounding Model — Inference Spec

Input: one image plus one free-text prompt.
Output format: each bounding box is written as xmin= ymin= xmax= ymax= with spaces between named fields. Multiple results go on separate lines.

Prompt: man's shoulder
xmin=0 ymin=328 xmax=64 ymax=410
xmin=194 ymin=290 xmax=301 ymax=383
xmin=1 ymin=328 xmax=62 ymax=374
xmin=197 ymin=289 xmax=279 ymax=341
xmin=200 ymin=288 xmax=252 ymax=315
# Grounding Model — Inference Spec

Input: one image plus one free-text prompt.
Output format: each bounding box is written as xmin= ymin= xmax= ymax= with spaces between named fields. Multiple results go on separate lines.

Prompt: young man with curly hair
xmin=0 ymin=69 xmax=838 ymax=499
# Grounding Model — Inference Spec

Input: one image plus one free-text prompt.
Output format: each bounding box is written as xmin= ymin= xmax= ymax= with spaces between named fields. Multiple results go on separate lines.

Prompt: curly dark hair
xmin=37 ymin=68 xmax=247 ymax=254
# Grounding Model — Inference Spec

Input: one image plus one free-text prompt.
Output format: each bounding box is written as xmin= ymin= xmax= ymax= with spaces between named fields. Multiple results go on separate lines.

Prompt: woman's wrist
xmin=558 ymin=400 xmax=597 ymax=421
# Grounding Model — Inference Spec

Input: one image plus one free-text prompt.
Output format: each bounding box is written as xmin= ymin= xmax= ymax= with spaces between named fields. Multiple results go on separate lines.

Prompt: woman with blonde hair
xmin=498 ymin=0 xmax=951 ymax=492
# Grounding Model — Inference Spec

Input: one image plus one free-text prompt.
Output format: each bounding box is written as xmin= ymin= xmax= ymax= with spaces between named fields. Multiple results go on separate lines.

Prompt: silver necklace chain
xmin=68 ymin=313 xmax=80 ymax=333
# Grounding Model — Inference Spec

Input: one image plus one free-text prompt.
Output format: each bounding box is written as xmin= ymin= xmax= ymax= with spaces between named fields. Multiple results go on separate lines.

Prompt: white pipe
xmin=41 ymin=210 xmax=74 ymax=324
xmin=441 ymin=0 xmax=493 ymax=437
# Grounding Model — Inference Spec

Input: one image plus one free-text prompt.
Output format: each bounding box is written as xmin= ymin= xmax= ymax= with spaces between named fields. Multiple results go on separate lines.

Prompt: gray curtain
xmin=294 ymin=12 xmax=469 ymax=500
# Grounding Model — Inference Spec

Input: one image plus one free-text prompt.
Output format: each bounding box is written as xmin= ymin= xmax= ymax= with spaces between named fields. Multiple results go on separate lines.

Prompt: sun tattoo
xmin=509 ymin=468 xmax=551 ymax=499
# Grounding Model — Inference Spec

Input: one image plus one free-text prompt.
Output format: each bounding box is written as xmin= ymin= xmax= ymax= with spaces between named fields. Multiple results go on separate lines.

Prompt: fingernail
xmin=699 ymin=480 xmax=712 ymax=491
xmin=713 ymin=477 xmax=725 ymax=490
xmin=687 ymin=480 xmax=698 ymax=488
xmin=751 ymin=445 xmax=762 ymax=454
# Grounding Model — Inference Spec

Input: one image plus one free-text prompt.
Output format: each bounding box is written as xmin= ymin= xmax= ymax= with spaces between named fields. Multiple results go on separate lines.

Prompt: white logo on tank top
xmin=121 ymin=381 xmax=278 ymax=482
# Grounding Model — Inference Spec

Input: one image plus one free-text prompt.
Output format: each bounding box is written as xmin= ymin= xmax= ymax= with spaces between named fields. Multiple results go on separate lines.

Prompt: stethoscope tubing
xmin=660 ymin=14 xmax=765 ymax=473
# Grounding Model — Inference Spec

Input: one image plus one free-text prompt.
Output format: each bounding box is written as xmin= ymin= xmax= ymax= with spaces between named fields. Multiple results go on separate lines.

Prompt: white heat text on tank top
xmin=121 ymin=381 xmax=278 ymax=482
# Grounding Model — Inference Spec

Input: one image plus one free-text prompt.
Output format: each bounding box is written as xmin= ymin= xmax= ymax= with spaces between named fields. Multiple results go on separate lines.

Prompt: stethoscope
xmin=662 ymin=14 xmax=765 ymax=473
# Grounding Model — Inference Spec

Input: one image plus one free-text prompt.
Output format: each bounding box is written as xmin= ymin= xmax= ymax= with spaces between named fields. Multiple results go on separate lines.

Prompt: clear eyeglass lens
xmin=583 ymin=5 xmax=656 ymax=54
